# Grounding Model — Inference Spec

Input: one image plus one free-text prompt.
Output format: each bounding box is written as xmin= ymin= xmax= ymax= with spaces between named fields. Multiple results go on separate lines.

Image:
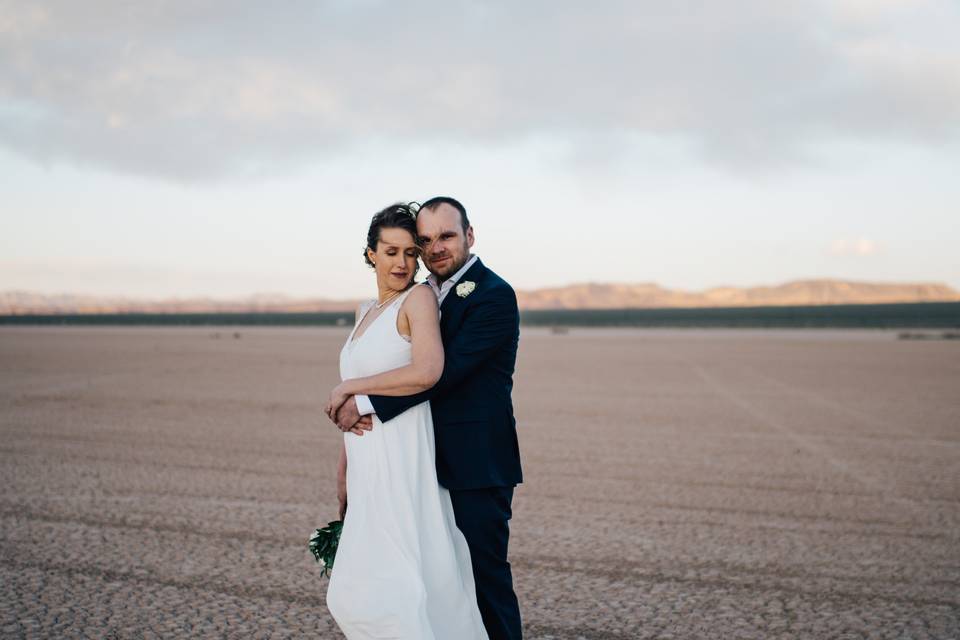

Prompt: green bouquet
xmin=308 ymin=520 xmax=343 ymax=578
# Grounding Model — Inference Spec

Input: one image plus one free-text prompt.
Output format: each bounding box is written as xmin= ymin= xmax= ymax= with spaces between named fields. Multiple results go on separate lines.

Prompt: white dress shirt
xmin=355 ymin=254 xmax=478 ymax=416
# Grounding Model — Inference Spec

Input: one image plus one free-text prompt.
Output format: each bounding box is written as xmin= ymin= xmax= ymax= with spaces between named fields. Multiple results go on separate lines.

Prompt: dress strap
xmin=356 ymin=299 xmax=376 ymax=323
xmin=347 ymin=299 xmax=376 ymax=343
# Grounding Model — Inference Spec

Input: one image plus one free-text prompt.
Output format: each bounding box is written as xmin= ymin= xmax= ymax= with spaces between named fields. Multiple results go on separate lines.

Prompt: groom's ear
xmin=466 ymin=226 xmax=475 ymax=248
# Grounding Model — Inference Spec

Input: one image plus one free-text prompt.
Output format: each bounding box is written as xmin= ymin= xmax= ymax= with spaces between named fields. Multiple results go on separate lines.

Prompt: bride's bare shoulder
xmin=404 ymin=283 xmax=438 ymax=309
xmin=398 ymin=284 xmax=438 ymax=320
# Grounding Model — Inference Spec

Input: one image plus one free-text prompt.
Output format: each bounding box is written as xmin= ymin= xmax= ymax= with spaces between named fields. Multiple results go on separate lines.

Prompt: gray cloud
xmin=1 ymin=0 xmax=958 ymax=180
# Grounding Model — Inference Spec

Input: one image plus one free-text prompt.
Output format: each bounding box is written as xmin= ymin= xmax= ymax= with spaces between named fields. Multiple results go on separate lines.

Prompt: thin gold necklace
xmin=375 ymin=289 xmax=402 ymax=309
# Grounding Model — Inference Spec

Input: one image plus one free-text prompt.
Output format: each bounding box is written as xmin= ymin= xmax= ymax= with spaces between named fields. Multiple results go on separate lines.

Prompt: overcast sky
xmin=2 ymin=0 xmax=958 ymax=299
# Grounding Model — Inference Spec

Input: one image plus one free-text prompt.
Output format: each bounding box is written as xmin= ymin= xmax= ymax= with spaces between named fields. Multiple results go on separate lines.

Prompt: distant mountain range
xmin=2 ymin=279 xmax=958 ymax=315
xmin=515 ymin=279 xmax=960 ymax=310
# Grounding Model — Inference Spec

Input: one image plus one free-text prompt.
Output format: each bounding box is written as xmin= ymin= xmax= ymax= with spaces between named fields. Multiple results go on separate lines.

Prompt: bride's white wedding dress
xmin=326 ymin=285 xmax=488 ymax=640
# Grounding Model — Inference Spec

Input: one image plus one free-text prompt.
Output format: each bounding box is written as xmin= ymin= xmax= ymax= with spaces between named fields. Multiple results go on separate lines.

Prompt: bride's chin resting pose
xmin=323 ymin=203 xmax=488 ymax=640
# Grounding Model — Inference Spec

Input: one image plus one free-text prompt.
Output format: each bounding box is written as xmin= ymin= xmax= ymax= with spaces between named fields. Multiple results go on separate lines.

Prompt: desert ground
xmin=1 ymin=326 xmax=958 ymax=639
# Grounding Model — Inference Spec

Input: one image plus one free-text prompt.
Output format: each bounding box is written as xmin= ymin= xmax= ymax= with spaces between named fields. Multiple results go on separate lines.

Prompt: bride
xmin=324 ymin=203 xmax=488 ymax=639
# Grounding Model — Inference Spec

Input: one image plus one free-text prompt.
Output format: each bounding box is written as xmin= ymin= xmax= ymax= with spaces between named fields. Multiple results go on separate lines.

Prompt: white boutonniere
xmin=456 ymin=281 xmax=476 ymax=298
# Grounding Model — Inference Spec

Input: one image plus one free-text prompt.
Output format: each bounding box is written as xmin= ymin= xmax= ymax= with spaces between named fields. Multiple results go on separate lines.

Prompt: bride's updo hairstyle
xmin=363 ymin=202 xmax=421 ymax=273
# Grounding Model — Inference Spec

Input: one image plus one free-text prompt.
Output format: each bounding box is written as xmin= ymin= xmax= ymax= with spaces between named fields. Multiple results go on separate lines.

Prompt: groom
xmin=332 ymin=196 xmax=524 ymax=639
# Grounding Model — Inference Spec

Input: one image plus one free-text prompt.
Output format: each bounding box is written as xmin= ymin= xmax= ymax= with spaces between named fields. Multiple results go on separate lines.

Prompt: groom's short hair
xmin=419 ymin=196 xmax=470 ymax=233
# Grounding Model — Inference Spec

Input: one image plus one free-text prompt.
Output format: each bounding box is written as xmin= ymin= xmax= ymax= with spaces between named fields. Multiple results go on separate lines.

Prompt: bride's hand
xmin=323 ymin=399 xmax=338 ymax=422
xmin=327 ymin=384 xmax=350 ymax=419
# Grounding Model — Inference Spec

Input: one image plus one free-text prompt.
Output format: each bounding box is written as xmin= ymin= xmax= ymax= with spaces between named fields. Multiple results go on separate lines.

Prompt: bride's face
xmin=367 ymin=227 xmax=420 ymax=292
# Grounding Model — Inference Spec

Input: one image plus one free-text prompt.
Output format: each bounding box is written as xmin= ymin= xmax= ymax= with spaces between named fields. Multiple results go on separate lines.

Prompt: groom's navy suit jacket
xmin=369 ymin=258 xmax=523 ymax=491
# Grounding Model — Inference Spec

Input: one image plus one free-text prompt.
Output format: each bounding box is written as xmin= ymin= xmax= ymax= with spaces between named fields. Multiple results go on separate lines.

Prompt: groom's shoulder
xmin=477 ymin=264 xmax=517 ymax=305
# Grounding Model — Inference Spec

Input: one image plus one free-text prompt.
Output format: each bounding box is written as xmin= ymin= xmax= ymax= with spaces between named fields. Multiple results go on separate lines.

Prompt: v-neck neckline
xmin=348 ymin=301 xmax=387 ymax=347
xmin=348 ymin=286 xmax=414 ymax=347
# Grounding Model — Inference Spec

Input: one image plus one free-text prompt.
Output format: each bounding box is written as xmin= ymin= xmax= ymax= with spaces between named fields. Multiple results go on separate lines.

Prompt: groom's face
xmin=416 ymin=203 xmax=474 ymax=281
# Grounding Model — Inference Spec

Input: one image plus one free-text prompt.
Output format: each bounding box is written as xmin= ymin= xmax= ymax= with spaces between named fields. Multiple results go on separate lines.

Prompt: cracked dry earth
xmin=1 ymin=326 xmax=958 ymax=639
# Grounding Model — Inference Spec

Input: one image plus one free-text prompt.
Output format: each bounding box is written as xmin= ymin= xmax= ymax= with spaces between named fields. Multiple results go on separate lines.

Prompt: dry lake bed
xmin=1 ymin=326 xmax=958 ymax=639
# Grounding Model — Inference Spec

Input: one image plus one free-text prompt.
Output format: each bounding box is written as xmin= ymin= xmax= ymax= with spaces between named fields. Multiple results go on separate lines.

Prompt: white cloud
xmin=0 ymin=0 xmax=958 ymax=180
xmin=829 ymin=238 xmax=882 ymax=257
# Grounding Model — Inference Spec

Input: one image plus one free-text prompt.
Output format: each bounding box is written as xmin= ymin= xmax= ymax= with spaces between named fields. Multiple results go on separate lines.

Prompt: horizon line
xmin=3 ymin=276 xmax=959 ymax=302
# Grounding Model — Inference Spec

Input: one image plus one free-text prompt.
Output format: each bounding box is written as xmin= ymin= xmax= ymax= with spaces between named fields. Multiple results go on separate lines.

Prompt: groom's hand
xmin=334 ymin=396 xmax=375 ymax=434
xmin=343 ymin=415 xmax=373 ymax=436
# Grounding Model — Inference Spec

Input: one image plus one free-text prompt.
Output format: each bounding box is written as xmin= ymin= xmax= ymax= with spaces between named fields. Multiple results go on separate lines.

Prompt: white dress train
xmin=326 ymin=286 xmax=488 ymax=640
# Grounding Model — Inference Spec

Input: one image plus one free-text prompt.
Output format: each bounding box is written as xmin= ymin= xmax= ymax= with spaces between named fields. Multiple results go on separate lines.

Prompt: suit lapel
xmin=439 ymin=258 xmax=486 ymax=337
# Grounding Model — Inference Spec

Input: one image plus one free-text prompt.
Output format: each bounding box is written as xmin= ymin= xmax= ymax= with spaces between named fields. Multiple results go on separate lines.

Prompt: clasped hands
xmin=324 ymin=383 xmax=374 ymax=436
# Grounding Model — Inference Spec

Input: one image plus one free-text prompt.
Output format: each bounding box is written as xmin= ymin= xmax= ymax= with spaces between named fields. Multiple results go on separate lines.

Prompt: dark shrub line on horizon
xmin=1 ymin=302 xmax=959 ymax=329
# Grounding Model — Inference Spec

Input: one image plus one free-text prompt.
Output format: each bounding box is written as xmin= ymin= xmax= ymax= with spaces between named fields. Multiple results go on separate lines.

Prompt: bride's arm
xmin=336 ymin=440 xmax=347 ymax=519
xmin=332 ymin=286 xmax=442 ymax=402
